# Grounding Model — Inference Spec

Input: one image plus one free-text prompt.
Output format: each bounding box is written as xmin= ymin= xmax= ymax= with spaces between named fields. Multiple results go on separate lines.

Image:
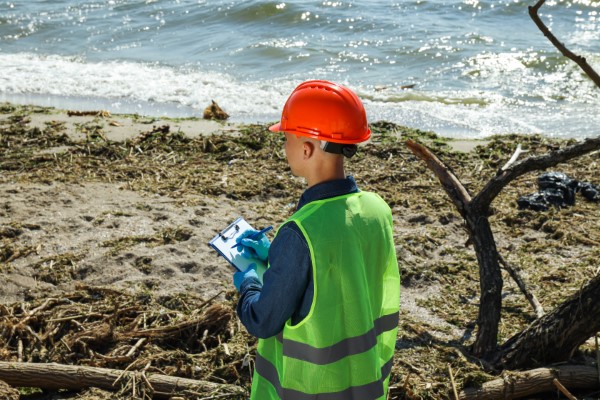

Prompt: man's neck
xmin=306 ymin=165 xmax=345 ymax=188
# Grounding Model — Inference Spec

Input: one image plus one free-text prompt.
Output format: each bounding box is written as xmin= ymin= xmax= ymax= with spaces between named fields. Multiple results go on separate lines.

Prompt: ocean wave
xmin=0 ymin=52 xmax=290 ymax=120
xmin=1 ymin=51 xmax=598 ymax=139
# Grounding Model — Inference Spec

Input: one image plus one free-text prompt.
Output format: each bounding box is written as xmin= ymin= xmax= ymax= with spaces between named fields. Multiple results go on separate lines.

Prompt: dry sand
xmin=2 ymin=108 xmax=469 ymax=340
xmin=2 ymin=111 xmax=249 ymax=305
xmin=3 ymin=181 xmax=236 ymax=303
xmin=28 ymin=111 xmax=226 ymax=142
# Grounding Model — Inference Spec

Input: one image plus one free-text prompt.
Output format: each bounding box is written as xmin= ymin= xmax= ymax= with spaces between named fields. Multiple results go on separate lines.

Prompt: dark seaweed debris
xmin=518 ymin=171 xmax=599 ymax=211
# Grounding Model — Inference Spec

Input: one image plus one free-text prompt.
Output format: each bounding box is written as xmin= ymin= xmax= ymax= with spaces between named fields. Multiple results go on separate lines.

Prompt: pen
xmin=230 ymin=226 xmax=273 ymax=248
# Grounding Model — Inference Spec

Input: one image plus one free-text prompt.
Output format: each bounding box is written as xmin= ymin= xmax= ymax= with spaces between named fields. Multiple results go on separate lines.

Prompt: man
xmin=233 ymin=80 xmax=400 ymax=399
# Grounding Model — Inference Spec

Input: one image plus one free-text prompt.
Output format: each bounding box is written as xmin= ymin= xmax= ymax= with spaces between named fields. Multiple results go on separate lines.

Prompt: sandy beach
xmin=3 ymin=109 xmax=269 ymax=305
xmin=1 ymin=106 xmax=487 ymax=306
xmin=1 ymin=103 xmax=599 ymax=399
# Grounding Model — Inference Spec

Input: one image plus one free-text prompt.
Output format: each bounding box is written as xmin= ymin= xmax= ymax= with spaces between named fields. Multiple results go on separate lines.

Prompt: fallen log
xmin=0 ymin=361 xmax=245 ymax=399
xmin=459 ymin=365 xmax=600 ymax=400
xmin=494 ymin=274 xmax=600 ymax=369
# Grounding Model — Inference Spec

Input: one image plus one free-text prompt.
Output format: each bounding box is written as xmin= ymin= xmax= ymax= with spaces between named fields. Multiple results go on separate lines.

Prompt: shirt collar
xmin=297 ymin=176 xmax=359 ymax=210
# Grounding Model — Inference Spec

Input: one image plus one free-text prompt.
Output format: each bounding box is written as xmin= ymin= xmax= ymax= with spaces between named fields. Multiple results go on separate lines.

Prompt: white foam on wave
xmin=0 ymin=52 xmax=291 ymax=120
xmin=362 ymin=86 xmax=600 ymax=139
xmin=1 ymin=52 xmax=598 ymax=139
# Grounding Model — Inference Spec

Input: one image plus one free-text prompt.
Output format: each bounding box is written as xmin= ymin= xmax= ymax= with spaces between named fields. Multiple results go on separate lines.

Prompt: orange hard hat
xmin=269 ymin=80 xmax=370 ymax=144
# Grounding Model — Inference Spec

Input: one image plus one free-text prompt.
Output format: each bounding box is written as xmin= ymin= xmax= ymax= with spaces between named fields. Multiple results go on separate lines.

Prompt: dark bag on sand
xmin=517 ymin=172 xmax=599 ymax=211
xmin=579 ymin=181 xmax=600 ymax=202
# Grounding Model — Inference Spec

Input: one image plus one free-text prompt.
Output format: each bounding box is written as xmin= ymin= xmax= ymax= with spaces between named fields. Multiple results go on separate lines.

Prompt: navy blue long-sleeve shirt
xmin=236 ymin=176 xmax=359 ymax=338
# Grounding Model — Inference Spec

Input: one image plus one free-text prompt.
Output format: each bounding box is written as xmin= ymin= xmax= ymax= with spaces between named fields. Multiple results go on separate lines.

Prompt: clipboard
xmin=208 ymin=217 xmax=266 ymax=278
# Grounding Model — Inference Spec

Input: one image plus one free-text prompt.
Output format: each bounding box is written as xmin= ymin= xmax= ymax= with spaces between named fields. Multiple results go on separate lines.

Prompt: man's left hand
xmin=233 ymin=263 xmax=259 ymax=291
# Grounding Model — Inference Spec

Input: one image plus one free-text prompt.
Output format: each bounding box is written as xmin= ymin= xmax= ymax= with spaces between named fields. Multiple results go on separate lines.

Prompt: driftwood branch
xmin=406 ymin=136 xmax=600 ymax=359
xmin=406 ymin=139 xmax=501 ymax=358
xmin=401 ymin=0 xmax=600 ymax=377
xmin=553 ymin=378 xmax=578 ymax=400
xmin=459 ymin=365 xmax=600 ymax=400
xmin=494 ymin=273 xmax=600 ymax=369
xmin=500 ymin=144 xmax=526 ymax=172
xmin=0 ymin=361 xmax=245 ymax=399
xmin=498 ymin=254 xmax=544 ymax=318
xmin=529 ymin=0 xmax=600 ymax=88
xmin=405 ymin=139 xmax=472 ymax=217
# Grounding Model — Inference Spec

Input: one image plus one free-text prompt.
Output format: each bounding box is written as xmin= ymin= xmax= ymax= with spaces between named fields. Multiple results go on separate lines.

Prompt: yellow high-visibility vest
xmin=250 ymin=191 xmax=400 ymax=400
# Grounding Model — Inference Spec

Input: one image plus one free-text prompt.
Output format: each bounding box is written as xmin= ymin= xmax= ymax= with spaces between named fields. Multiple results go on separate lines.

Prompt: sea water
xmin=0 ymin=0 xmax=598 ymax=139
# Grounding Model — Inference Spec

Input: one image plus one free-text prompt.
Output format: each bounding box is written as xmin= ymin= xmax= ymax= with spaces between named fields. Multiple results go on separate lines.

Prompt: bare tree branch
xmin=405 ymin=139 xmax=472 ymax=217
xmin=529 ymin=0 xmax=600 ymax=88
xmin=403 ymin=0 xmax=600 ymax=365
xmin=498 ymin=254 xmax=544 ymax=318
xmin=406 ymin=135 xmax=600 ymax=359
xmin=500 ymin=144 xmax=526 ymax=172
xmin=472 ymin=136 xmax=600 ymax=212
xmin=406 ymin=139 xmax=501 ymax=358
xmin=0 ymin=361 xmax=245 ymax=399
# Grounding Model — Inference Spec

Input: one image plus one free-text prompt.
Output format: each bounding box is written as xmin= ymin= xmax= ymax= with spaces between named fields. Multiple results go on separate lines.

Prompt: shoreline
xmin=7 ymin=103 xmax=228 ymax=142
xmin=1 ymin=101 xmax=490 ymax=152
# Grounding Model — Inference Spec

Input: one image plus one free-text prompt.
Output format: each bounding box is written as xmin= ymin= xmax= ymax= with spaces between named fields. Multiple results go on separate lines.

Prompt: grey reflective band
xmin=255 ymin=353 xmax=393 ymax=400
xmin=279 ymin=311 xmax=399 ymax=365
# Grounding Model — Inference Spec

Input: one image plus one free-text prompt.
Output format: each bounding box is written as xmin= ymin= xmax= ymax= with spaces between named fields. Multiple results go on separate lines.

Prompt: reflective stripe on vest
xmin=277 ymin=312 xmax=399 ymax=365
xmin=255 ymin=353 xmax=394 ymax=400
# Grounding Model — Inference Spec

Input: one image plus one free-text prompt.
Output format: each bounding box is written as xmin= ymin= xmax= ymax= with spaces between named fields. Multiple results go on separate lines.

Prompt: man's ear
xmin=302 ymin=141 xmax=315 ymax=160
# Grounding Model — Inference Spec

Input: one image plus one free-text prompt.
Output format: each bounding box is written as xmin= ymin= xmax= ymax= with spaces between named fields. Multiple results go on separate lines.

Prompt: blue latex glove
xmin=235 ymin=228 xmax=270 ymax=262
xmin=233 ymin=263 xmax=259 ymax=291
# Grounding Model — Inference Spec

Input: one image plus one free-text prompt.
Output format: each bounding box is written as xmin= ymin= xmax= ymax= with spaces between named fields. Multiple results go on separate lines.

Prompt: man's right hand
xmin=235 ymin=228 xmax=270 ymax=262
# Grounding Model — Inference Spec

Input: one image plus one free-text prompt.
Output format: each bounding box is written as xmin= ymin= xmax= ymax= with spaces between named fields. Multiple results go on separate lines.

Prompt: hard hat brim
xmin=269 ymin=122 xmax=282 ymax=132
